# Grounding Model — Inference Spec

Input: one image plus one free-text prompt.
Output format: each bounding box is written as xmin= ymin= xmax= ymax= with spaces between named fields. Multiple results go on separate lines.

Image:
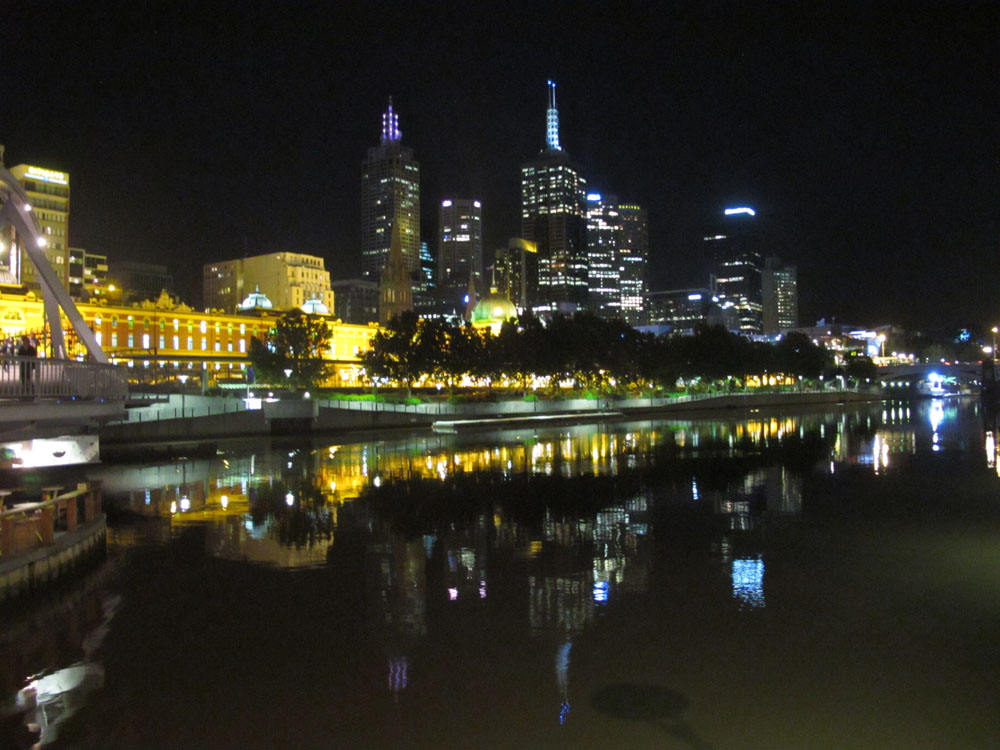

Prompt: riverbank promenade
xmin=101 ymin=388 xmax=886 ymax=446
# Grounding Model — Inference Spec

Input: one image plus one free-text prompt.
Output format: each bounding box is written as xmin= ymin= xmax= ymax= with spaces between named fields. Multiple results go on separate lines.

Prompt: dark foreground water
xmin=3 ymin=398 xmax=1000 ymax=749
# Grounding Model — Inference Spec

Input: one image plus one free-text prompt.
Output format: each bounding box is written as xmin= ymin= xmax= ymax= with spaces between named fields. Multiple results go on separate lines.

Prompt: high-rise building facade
xmin=520 ymin=81 xmax=588 ymax=315
xmin=584 ymin=194 xmax=621 ymax=319
xmin=109 ymin=260 xmax=175 ymax=304
xmin=762 ymin=256 xmax=798 ymax=334
xmin=704 ymin=207 xmax=763 ymax=335
xmin=330 ymin=279 xmax=379 ymax=325
xmin=361 ymin=98 xmax=420 ymax=281
xmin=585 ymin=195 xmax=648 ymax=325
xmin=69 ymin=248 xmax=108 ymax=301
xmin=437 ymin=199 xmax=483 ymax=302
xmin=8 ymin=164 xmax=70 ymax=292
xmin=616 ymin=203 xmax=648 ymax=326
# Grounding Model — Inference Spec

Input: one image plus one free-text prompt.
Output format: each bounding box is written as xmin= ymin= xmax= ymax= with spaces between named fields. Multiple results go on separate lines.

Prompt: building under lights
xmin=5 ymin=162 xmax=71 ymax=293
xmin=68 ymin=247 xmax=108 ymax=301
xmin=437 ymin=198 xmax=483 ymax=303
xmin=584 ymin=195 xmax=648 ymax=324
xmin=0 ymin=289 xmax=375 ymax=388
xmin=361 ymin=98 xmax=420 ymax=282
xmin=762 ymin=256 xmax=798 ymax=334
xmin=203 ymin=251 xmax=335 ymax=314
xmin=616 ymin=203 xmax=648 ymax=326
xmin=704 ymin=207 xmax=763 ymax=335
xmin=493 ymin=238 xmax=538 ymax=313
xmin=520 ymin=81 xmax=588 ymax=315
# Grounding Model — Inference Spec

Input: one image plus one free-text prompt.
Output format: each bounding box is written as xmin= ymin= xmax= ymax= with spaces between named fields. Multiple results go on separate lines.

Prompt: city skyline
xmin=0 ymin=2 xmax=994 ymax=331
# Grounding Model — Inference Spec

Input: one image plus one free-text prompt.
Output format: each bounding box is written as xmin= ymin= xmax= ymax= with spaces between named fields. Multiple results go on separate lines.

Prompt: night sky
xmin=1 ymin=1 xmax=996 ymax=331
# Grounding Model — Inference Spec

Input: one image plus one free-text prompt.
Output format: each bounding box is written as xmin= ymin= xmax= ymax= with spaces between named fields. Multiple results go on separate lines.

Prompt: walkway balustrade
xmin=0 ymin=357 xmax=129 ymax=402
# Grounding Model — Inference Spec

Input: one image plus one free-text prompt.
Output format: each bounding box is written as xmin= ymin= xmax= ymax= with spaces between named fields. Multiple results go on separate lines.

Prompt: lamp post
xmin=992 ymin=327 xmax=997 ymax=362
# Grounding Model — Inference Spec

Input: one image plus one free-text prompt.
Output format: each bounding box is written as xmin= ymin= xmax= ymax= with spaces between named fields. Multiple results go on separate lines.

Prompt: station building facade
xmin=0 ymin=289 xmax=376 ymax=388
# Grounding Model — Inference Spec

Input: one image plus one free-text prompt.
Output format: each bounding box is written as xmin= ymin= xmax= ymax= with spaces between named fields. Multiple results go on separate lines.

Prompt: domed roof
xmin=470 ymin=292 xmax=517 ymax=326
xmin=240 ymin=286 xmax=273 ymax=310
xmin=300 ymin=297 xmax=329 ymax=315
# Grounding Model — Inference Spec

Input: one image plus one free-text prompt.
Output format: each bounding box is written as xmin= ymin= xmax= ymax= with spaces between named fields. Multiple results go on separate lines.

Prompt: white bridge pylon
xmin=0 ymin=165 xmax=107 ymax=364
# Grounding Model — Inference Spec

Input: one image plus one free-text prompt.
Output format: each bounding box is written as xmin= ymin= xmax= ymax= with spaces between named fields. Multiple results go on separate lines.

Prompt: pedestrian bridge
xmin=876 ymin=362 xmax=983 ymax=384
xmin=0 ymin=356 xmax=128 ymax=440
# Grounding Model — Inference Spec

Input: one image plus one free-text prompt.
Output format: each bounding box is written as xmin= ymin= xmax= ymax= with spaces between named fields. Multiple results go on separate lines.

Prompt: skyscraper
xmin=520 ymin=81 xmax=588 ymax=315
xmin=361 ymin=98 xmax=420 ymax=281
xmin=585 ymin=195 xmax=648 ymax=324
xmin=616 ymin=203 xmax=648 ymax=326
xmin=8 ymin=163 xmax=70 ymax=292
xmin=584 ymin=194 xmax=621 ymax=319
xmin=704 ymin=207 xmax=763 ymax=335
xmin=762 ymin=256 xmax=798 ymax=334
xmin=437 ymin=198 xmax=483 ymax=303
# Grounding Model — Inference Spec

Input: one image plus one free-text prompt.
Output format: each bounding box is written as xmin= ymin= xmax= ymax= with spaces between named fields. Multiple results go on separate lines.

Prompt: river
xmin=3 ymin=398 xmax=999 ymax=749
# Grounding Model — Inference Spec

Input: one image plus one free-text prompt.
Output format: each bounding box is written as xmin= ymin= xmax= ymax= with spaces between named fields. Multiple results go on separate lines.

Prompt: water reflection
xmin=6 ymin=398 xmax=1000 ymax=746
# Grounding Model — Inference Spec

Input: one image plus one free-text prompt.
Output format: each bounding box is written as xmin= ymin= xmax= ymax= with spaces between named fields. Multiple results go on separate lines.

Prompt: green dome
xmin=471 ymin=293 xmax=517 ymax=326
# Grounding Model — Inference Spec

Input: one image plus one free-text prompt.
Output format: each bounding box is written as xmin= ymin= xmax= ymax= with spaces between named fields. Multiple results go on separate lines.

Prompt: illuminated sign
xmin=586 ymin=193 xmax=602 ymax=202
xmin=473 ymin=200 xmax=481 ymax=208
xmin=441 ymin=200 xmax=452 ymax=207
xmin=25 ymin=166 xmax=68 ymax=185
xmin=724 ymin=207 xmax=755 ymax=217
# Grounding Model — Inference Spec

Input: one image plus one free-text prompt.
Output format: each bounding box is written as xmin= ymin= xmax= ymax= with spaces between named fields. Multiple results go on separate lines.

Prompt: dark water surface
xmin=4 ymin=399 xmax=1000 ymax=749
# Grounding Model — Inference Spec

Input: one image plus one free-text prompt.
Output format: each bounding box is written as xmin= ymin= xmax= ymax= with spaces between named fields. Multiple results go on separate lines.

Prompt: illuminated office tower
xmin=616 ymin=203 xmax=648 ymax=326
xmin=584 ymin=194 xmax=621 ymax=319
xmin=438 ymin=199 xmax=482 ymax=303
xmin=762 ymin=256 xmax=798 ymax=334
xmin=361 ymin=98 xmax=420 ymax=281
xmin=704 ymin=207 xmax=763 ymax=335
xmin=585 ymin=195 xmax=648 ymax=324
xmin=8 ymin=163 xmax=70 ymax=292
xmin=520 ymin=81 xmax=588 ymax=314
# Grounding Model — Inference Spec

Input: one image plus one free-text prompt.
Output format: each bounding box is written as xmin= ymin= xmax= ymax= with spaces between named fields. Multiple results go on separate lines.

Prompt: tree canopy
xmin=362 ymin=313 xmax=835 ymax=394
xmin=248 ymin=309 xmax=332 ymax=388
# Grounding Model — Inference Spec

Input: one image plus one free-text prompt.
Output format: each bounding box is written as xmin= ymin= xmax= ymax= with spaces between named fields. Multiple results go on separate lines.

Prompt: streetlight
xmin=992 ymin=327 xmax=998 ymax=362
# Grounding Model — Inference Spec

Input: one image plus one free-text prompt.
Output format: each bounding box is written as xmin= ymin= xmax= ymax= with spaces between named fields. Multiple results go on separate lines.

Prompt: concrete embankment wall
xmin=0 ymin=517 xmax=106 ymax=603
xmin=102 ymin=390 xmax=883 ymax=445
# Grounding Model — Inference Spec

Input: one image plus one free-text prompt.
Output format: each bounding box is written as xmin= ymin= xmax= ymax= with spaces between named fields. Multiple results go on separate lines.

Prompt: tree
xmin=362 ymin=311 xmax=423 ymax=397
xmin=248 ymin=309 xmax=332 ymax=388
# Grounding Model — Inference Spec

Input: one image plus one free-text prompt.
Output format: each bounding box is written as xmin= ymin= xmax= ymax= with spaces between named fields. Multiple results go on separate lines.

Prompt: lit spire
xmin=546 ymin=80 xmax=561 ymax=151
xmin=381 ymin=96 xmax=401 ymax=144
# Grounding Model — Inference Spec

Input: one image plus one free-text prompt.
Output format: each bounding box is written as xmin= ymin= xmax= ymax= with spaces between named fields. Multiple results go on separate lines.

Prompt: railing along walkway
xmin=0 ymin=482 xmax=103 ymax=559
xmin=0 ymin=356 xmax=129 ymax=402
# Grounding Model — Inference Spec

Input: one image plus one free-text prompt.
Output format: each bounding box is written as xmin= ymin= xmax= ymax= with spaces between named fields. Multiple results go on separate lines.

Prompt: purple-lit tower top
xmin=381 ymin=96 xmax=402 ymax=144
xmin=546 ymin=80 xmax=561 ymax=151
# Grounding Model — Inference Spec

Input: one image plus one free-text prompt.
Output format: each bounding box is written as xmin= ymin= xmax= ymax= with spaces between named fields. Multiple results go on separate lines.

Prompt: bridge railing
xmin=0 ymin=357 xmax=129 ymax=401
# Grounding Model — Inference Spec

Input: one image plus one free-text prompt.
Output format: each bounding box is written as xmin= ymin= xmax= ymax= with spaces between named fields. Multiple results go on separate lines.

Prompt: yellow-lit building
xmin=0 ymin=289 xmax=376 ymax=388
xmin=7 ymin=164 xmax=71 ymax=292
xmin=203 ymin=252 xmax=336 ymax=314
